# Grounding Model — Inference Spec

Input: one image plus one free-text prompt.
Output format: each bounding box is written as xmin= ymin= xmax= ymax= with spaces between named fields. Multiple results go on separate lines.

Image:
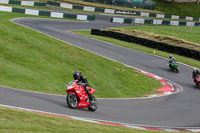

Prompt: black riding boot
xmin=84 ymin=86 xmax=94 ymax=101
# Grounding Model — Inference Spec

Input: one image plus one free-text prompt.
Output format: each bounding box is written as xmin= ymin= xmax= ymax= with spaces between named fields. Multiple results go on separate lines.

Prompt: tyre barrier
xmin=111 ymin=17 xmax=200 ymax=26
xmin=0 ymin=5 xmax=95 ymax=21
xmin=91 ymin=29 xmax=200 ymax=61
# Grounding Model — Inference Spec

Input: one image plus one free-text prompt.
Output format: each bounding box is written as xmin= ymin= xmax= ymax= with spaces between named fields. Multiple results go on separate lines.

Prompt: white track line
xmin=0 ymin=103 xmax=200 ymax=130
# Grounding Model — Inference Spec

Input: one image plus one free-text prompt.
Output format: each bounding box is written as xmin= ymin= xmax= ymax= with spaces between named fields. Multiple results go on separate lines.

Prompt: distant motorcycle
xmin=66 ymin=80 xmax=97 ymax=112
xmin=194 ymin=75 xmax=200 ymax=86
xmin=168 ymin=61 xmax=179 ymax=73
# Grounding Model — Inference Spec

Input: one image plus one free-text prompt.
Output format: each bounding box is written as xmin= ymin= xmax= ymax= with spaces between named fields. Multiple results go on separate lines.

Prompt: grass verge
xmin=0 ymin=3 xmax=52 ymax=10
xmin=0 ymin=106 xmax=170 ymax=133
xmin=57 ymin=0 xmax=200 ymax=18
xmin=0 ymin=11 xmax=162 ymax=98
xmin=154 ymin=0 xmax=200 ymax=18
xmin=107 ymin=26 xmax=200 ymax=51
xmin=55 ymin=0 xmax=161 ymax=13
xmin=71 ymin=30 xmax=200 ymax=68
xmin=109 ymin=26 xmax=200 ymax=45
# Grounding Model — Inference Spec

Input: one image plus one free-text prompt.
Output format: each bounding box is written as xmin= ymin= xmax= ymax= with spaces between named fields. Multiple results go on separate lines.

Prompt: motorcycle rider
xmin=192 ymin=67 xmax=200 ymax=79
xmin=73 ymin=71 xmax=94 ymax=102
xmin=168 ymin=54 xmax=176 ymax=65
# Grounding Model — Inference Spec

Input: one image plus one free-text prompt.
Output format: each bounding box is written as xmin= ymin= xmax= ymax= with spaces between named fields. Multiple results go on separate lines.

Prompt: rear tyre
xmin=88 ymin=96 xmax=97 ymax=112
xmin=66 ymin=93 xmax=78 ymax=109
xmin=176 ymin=68 xmax=179 ymax=73
xmin=169 ymin=64 xmax=171 ymax=69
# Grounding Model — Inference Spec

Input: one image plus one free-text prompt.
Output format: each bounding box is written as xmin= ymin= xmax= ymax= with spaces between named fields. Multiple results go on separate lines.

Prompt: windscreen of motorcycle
xmin=67 ymin=81 xmax=76 ymax=90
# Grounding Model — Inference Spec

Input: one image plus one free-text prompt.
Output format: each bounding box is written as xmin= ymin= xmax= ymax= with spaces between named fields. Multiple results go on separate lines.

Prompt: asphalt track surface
xmin=1 ymin=16 xmax=200 ymax=128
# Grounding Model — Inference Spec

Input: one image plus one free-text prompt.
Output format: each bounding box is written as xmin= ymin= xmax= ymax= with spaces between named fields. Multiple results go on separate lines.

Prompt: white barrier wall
xmin=77 ymin=15 xmax=87 ymax=20
xmin=25 ymin=9 xmax=39 ymax=15
xmin=171 ymin=15 xmax=179 ymax=20
xmin=0 ymin=5 xmax=12 ymax=12
xmin=156 ymin=14 xmax=164 ymax=18
xmin=170 ymin=21 xmax=179 ymax=26
xmin=104 ymin=9 xmax=115 ymax=14
xmin=21 ymin=1 xmax=34 ymax=6
xmin=83 ymin=6 xmax=95 ymax=12
xmin=134 ymin=18 xmax=145 ymax=24
xmin=186 ymin=22 xmax=195 ymax=26
xmin=50 ymin=12 xmax=64 ymax=18
xmin=60 ymin=3 xmax=73 ymax=9
xmin=112 ymin=17 xmax=124 ymax=23
xmin=0 ymin=0 xmax=9 ymax=4
xmin=186 ymin=16 xmax=193 ymax=21
xmin=153 ymin=20 xmax=163 ymax=25
xmin=140 ymin=12 xmax=149 ymax=17
xmin=0 ymin=5 xmax=94 ymax=21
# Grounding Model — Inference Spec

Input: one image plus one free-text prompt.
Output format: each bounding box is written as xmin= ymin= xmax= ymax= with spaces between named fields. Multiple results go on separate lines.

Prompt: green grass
xmin=0 ymin=11 xmax=162 ymax=98
xmin=110 ymin=26 xmax=200 ymax=45
xmin=57 ymin=0 xmax=200 ymax=18
xmin=107 ymin=26 xmax=200 ymax=52
xmin=0 ymin=3 xmax=98 ymax=15
xmin=3 ymin=0 xmax=200 ymax=22
xmin=154 ymin=0 xmax=200 ymax=18
xmin=55 ymin=0 xmax=162 ymax=13
xmin=59 ymin=6 xmax=200 ymax=23
xmin=0 ymin=4 xmax=80 ymax=21
xmin=0 ymin=106 xmax=174 ymax=133
xmin=0 ymin=3 xmax=52 ymax=10
xmin=72 ymin=30 xmax=200 ymax=68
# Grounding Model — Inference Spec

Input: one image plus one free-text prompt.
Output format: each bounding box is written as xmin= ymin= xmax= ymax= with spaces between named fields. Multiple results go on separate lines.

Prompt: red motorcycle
xmin=66 ymin=80 xmax=97 ymax=111
xmin=194 ymin=75 xmax=200 ymax=86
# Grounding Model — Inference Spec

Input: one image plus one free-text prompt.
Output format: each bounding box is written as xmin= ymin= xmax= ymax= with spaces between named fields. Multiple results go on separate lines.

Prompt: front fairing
xmin=195 ymin=75 xmax=200 ymax=82
xmin=66 ymin=80 xmax=78 ymax=93
xmin=170 ymin=62 xmax=178 ymax=68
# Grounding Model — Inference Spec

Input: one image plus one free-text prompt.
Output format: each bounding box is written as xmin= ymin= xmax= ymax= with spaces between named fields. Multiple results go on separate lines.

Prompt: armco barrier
xmin=0 ymin=5 xmax=95 ymax=21
xmin=91 ymin=29 xmax=200 ymax=61
xmin=111 ymin=17 xmax=200 ymax=26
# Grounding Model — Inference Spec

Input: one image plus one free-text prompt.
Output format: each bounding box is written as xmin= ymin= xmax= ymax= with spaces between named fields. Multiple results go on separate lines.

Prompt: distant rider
xmin=73 ymin=71 xmax=94 ymax=102
xmin=192 ymin=67 xmax=200 ymax=79
xmin=168 ymin=54 xmax=176 ymax=65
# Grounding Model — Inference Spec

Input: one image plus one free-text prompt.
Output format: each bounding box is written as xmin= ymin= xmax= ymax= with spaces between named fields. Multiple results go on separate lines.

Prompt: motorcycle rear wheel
xmin=66 ymin=93 xmax=78 ymax=109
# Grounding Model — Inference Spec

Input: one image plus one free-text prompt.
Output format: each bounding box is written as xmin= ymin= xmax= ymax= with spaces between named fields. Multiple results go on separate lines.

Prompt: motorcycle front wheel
xmin=66 ymin=93 xmax=78 ymax=109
